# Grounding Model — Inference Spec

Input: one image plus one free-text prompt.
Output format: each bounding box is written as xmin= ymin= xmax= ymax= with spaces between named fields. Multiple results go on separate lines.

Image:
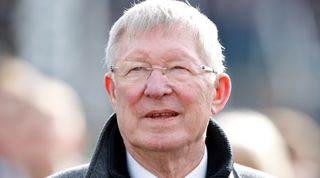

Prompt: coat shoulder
xmin=233 ymin=163 xmax=276 ymax=178
xmin=47 ymin=164 xmax=89 ymax=178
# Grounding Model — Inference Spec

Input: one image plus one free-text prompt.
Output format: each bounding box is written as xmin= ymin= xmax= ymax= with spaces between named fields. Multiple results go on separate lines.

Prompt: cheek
xmin=115 ymin=83 xmax=144 ymax=111
xmin=176 ymin=80 xmax=214 ymax=108
xmin=175 ymin=81 xmax=213 ymax=135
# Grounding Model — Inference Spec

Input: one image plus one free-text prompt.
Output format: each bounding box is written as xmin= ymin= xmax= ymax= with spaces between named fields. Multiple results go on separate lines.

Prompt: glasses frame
xmin=109 ymin=64 xmax=217 ymax=84
xmin=110 ymin=64 xmax=217 ymax=75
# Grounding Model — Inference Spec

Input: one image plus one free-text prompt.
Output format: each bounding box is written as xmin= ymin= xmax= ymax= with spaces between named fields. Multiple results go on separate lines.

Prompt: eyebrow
xmin=123 ymin=51 xmax=149 ymax=62
xmin=123 ymin=48 xmax=199 ymax=64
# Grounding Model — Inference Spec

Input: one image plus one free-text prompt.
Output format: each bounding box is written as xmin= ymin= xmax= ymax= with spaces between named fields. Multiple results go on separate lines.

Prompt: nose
xmin=144 ymin=70 xmax=173 ymax=99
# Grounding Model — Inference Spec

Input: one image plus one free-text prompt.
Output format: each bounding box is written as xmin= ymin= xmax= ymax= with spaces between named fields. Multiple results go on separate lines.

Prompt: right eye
xmin=125 ymin=65 xmax=148 ymax=76
xmin=121 ymin=62 xmax=150 ymax=77
xmin=130 ymin=66 xmax=145 ymax=72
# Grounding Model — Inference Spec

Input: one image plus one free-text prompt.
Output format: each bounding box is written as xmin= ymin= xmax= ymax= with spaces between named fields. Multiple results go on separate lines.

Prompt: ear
xmin=104 ymin=73 xmax=117 ymax=109
xmin=211 ymin=73 xmax=231 ymax=115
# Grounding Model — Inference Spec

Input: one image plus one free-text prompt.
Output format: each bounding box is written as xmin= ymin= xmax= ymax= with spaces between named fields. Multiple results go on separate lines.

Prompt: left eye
xmin=171 ymin=66 xmax=188 ymax=70
xmin=169 ymin=66 xmax=192 ymax=76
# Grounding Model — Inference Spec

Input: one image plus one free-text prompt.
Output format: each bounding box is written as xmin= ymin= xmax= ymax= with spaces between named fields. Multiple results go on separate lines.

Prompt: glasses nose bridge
xmin=145 ymin=65 xmax=170 ymax=82
xmin=148 ymin=66 xmax=167 ymax=76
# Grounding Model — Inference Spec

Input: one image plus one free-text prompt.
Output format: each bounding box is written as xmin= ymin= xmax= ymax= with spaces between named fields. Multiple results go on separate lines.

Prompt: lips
xmin=145 ymin=110 xmax=179 ymax=118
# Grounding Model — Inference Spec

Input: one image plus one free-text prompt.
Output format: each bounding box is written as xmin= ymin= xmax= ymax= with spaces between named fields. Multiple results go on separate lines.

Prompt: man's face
xmin=107 ymin=26 xmax=217 ymax=152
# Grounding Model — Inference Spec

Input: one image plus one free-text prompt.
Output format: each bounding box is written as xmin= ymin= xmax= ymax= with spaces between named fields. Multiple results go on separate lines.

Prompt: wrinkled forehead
xmin=106 ymin=0 xmax=225 ymax=73
xmin=114 ymin=23 xmax=204 ymax=62
xmin=119 ymin=22 xmax=195 ymax=45
xmin=125 ymin=19 xmax=193 ymax=37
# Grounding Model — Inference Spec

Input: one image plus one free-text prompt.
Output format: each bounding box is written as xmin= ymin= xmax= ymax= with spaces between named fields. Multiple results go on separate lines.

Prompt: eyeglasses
xmin=110 ymin=61 xmax=217 ymax=84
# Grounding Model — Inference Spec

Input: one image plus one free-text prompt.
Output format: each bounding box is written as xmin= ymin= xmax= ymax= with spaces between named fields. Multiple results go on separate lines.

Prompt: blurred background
xmin=0 ymin=0 xmax=319 ymax=177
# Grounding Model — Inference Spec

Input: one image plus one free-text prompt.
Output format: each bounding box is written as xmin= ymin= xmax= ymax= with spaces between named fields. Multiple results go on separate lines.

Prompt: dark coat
xmin=48 ymin=114 xmax=274 ymax=178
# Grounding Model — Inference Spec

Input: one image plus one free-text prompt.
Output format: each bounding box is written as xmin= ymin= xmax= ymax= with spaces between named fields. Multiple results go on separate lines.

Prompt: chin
xmin=139 ymin=134 xmax=188 ymax=152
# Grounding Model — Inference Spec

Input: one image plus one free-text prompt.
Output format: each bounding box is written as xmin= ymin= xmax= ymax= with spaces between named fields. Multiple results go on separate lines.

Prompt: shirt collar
xmin=126 ymin=146 xmax=208 ymax=178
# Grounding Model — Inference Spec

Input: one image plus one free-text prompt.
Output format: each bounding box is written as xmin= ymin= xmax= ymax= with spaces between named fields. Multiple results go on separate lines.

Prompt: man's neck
xmin=126 ymin=142 xmax=207 ymax=178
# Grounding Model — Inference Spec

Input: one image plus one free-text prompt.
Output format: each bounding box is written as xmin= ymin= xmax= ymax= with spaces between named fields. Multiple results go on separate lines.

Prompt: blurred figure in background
xmin=0 ymin=57 xmax=87 ymax=178
xmin=0 ymin=90 xmax=53 ymax=178
xmin=262 ymin=107 xmax=320 ymax=178
xmin=216 ymin=109 xmax=294 ymax=178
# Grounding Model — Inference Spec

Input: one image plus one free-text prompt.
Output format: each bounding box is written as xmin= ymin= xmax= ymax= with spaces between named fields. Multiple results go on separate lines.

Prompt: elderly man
xmin=50 ymin=0 xmax=273 ymax=177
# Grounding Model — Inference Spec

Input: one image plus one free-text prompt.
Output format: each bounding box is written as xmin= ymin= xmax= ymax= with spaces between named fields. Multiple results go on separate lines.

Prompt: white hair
xmin=105 ymin=0 xmax=225 ymax=74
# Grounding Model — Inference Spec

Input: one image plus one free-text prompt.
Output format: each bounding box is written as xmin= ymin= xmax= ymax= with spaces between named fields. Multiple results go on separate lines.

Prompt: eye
xmin=130 ymin=66 xmax=145 ymax=72
xmin=169 ymin=65 xmax=193 ymax=76
xmin=170 ymin=66 xmax=192 ymax=74
xmin=125 ymin=64 xmax=149 ymax=76
xmin=171 ymin=66 xmax=188 ymax=71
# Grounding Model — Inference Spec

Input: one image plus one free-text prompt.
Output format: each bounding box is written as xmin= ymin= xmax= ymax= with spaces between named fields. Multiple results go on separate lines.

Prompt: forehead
xmin=116 ymin=25 xmax=206 ymax=64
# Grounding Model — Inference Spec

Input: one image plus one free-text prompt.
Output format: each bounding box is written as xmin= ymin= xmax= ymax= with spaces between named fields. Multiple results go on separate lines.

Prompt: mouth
xmin=144 ymin=110 xmax=179 ymax=119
